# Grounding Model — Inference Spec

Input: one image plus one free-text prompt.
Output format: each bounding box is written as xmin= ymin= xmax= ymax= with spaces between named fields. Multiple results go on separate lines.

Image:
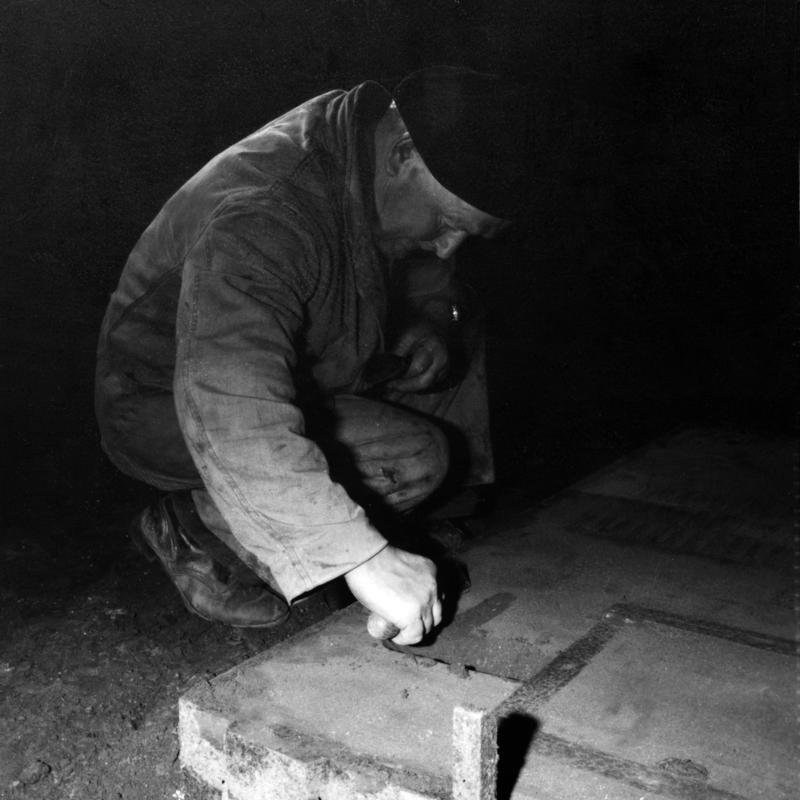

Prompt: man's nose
xmin=432 ymin=229 xmax=468 ymax=259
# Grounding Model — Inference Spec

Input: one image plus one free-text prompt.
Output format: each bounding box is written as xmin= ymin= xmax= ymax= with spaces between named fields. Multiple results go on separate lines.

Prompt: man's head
xmin=371 ymin=66 xmax=530 ymax=260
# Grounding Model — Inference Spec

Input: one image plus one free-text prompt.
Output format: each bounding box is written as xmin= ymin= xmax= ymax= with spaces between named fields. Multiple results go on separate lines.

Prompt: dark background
xmin=2 ymin=0 xmax=795 ymax=550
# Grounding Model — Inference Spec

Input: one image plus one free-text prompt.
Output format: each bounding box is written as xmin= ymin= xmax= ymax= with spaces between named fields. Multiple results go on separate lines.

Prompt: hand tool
xmin=367 ymin=612 xmax=400 ymax=640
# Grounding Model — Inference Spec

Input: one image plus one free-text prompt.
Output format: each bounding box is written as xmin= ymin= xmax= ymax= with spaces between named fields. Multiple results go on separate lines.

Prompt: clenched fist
xmin=345 ymin=545 xmax=441 ymax=645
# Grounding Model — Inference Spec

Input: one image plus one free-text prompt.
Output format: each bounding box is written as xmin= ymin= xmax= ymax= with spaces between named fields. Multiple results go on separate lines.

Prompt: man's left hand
xmin=387 ymin=322 xmax=449 ymax=393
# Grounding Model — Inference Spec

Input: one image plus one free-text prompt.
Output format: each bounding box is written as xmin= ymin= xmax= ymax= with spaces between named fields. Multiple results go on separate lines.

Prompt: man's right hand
xmin=344 ymin=545 xmax=441 ymax=645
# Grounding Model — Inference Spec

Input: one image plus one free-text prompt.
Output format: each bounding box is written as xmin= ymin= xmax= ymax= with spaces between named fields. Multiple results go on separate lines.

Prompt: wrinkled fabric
xmin=189 ymin=393 xmax=451 ymax=593
xmin=96 ymin=82 xmax=492 ymax=602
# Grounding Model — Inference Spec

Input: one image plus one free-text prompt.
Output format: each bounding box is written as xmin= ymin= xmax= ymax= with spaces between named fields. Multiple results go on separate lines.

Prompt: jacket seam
xmin=212 ymin=173 xmax=327 ymax=300
xmin=179 ymin=236 xmax=314 ymax=590
xmin=106 ymin=203 xmax=235 ymax=341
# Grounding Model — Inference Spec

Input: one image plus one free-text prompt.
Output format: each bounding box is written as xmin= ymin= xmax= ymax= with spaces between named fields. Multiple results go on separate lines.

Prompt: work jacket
xmin=96 ymin=82 xmax=456 ymax=601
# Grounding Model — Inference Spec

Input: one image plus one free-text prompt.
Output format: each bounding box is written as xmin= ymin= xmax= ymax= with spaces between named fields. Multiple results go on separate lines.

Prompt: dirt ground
xmin=0 ymin=492 xmax=337 ymax=800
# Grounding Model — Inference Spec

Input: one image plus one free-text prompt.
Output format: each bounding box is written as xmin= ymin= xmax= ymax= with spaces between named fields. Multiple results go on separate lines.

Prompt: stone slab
xmin=489 ymin=603 xmax=797 ymax=800
xmin=180 ymin=428 xmax=796 ymax=799
xmin=180 ymin=608 xmax=520 ymax=800
xmin=538 ymin=619 xmax=796 ymax=799
xmin=572 ymin=427 xmax=793 ymax=527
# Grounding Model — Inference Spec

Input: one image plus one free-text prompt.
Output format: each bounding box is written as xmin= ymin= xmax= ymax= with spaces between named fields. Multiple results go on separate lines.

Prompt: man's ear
xmin=386 ymin=133 xmax=417 ymax=177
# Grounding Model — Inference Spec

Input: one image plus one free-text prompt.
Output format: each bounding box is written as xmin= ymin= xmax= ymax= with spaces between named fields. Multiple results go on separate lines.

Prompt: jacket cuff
xmin=272 ymin=516 xmax=389 ymax=604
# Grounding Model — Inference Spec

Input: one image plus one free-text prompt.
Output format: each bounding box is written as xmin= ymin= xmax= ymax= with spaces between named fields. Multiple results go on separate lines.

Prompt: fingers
xmin=390 ymin=595 xmax=444 ymax=646
xmin=421 ymin=603 xmax=434 ymax=634
xmin=432 ymin=596 xmax=443 ymax=628
xmin=388 ymin=336 xmax=448 ymax=393
xmin=345 ymin=546 xmax=443 ymax=646
xmin=392 ymin=619 xmax=425 ymax=646
xmin=388 ymin=367 xmax=445 ymax=394
xmin=390 ymin=328 xmax=421 ymax=358
xmin=388 ymin=360 xmax=433 ymax=393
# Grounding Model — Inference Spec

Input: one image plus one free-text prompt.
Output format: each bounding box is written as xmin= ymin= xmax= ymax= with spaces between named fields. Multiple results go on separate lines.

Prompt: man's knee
xmin=322 ymin=395 xmax=450 ymax=511
xmin=362 ymin=421 xmax=449 ymax=512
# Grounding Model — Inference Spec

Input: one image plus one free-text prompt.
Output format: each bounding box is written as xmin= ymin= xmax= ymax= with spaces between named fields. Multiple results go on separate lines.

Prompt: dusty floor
xmin=0 ymin=497 xmax=335 ymax=800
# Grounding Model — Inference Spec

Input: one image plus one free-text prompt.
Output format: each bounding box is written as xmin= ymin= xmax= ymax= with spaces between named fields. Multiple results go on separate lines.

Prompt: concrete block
xmin=179 ymin=609 xmax=519 ymax=799
xmin=179 ymin=694 xmax=228 ymax=794
xmin=179 ymin=428 xmax=795 ymax=799
xmin=452 ymin=706 xmax=497 ymax=800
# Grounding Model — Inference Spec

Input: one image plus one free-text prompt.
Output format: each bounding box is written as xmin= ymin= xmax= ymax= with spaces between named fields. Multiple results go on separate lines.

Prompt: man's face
xmin=372 ymin=150 xmax=509 ymax=261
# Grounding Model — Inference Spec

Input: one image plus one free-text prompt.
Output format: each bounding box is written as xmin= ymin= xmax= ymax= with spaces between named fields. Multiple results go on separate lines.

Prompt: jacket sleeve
xmin=174 ymin=200 xmax=387 ymax=602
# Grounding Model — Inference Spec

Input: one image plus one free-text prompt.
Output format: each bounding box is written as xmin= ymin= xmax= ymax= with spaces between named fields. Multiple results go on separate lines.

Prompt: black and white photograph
xmin=1 ymin=2 xmax=795 ymax=798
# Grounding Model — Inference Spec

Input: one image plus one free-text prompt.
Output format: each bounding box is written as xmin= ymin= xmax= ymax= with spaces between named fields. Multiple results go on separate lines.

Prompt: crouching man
xmin=95 ymin=66 xmax=529 ymax=644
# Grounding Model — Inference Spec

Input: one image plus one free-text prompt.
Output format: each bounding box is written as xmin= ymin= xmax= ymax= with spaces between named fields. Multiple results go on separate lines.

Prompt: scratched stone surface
xmin=180 ymin=429 xmax=795 ymax=799
xmin=535 ymin=620 xmax=797 ymax=799
xmin=180 ymin=606 xmax=519 ymax=794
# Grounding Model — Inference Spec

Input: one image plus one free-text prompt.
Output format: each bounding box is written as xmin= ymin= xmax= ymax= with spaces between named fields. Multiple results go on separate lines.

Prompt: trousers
xmin=98 ymin=330 xmax=493 ymax=590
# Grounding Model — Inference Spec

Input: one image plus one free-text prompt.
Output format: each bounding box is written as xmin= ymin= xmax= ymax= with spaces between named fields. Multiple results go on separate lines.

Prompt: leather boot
xmin=130 ymin=496 xmax=290 ymax=628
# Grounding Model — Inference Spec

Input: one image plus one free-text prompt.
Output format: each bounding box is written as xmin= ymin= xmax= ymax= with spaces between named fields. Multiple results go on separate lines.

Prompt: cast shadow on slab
xmin=496 ymin=712 xmax=539 ymax=800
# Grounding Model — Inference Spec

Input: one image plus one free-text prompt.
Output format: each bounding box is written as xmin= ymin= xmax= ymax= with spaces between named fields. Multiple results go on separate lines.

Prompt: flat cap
xmin=393 ymin=65 xmax=531 ymax=221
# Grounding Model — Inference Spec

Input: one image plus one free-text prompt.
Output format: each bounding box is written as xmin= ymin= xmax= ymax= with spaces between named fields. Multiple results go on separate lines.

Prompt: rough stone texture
xmin=180 ymin=429 xmax=795 ymax=799
xmin=180 ymin=610 xmax=519 ymax=799
xmin=452 ymin=707 xmax=498 ymax=800
xmin=179 ymin=769 xmax=223 ymax=800
xmin=538 ymin=622 xmax=796 ymax=799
